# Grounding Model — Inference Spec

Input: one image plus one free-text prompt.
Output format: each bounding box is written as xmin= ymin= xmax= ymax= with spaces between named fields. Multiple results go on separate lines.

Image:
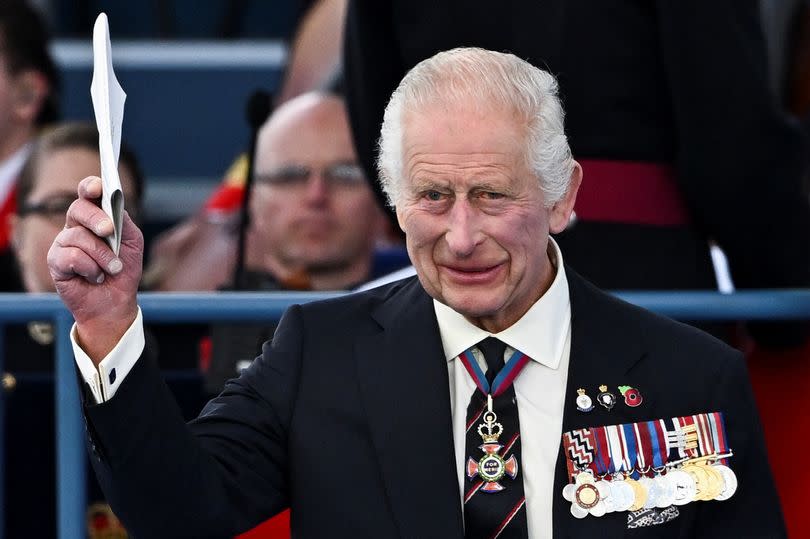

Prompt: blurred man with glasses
xmin=205 ymin=90 xmax=387 ymax=392
xmin=244 ymin=91 xmax=384 ymax=290
xmin=4 ymin=122 xmax=140 ymax=538
xmin=10 ymin=123 xmax=142 ymax=295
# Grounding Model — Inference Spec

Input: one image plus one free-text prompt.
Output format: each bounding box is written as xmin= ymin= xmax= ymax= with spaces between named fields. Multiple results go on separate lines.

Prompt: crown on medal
xmin=598 ymin=385 xmax=608 ymax=392
xmin=478 ymin=420 xmax=503 ymax=443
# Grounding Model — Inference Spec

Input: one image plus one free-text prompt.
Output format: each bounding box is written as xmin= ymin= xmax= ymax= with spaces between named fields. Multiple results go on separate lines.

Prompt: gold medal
xmin=699 ymin=464 xmax=724 ymax=500
xmin=683 ymin=464 xmax=709 ymax=502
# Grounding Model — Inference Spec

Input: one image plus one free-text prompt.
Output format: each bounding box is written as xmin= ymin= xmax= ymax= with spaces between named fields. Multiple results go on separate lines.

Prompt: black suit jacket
xmin=84 ymin=271 xmax=784 ymax=538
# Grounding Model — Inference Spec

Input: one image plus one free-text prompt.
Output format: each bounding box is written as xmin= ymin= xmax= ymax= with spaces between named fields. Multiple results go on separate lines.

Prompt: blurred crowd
xmin=2 ymin=0 xmax=810 ymax=537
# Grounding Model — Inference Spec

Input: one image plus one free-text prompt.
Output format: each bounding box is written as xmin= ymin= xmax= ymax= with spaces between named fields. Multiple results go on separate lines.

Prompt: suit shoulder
xmin=572 ymin=273 xmax=740 ymax=363
xmin=296 ymin=275 xmax=420 ymax=323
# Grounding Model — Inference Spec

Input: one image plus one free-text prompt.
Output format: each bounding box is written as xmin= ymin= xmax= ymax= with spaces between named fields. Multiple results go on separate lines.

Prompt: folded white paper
xmin=90 ymin=13 xmax=126 ymax=255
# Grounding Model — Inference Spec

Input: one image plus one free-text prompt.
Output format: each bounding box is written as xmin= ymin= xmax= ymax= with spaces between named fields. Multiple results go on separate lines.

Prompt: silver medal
xmin=570 ymin=502 xmax=589 ymax=519
xmin=595 ymin=479 xmax=615 ymax=513
xmin=713 ymin=464 xmax=738 ymax=501
xmin=669 ymin=469 xmax=697 ymax=506
xmin=654 ymin=473 xmax=677 ymax=508
xmin=611 ymin=479 xmax=635 ymax=512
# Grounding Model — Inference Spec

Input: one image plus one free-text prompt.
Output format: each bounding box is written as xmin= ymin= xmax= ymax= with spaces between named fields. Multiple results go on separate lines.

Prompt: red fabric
xmin=204 ymin=184 xmax=245 ymax=214
xmin=198 ymin=336 xmax=212 ymax=373
xmin=0 ymin=185 xmax=16 ymax=250
xmin=575 ymin=159 xmax=689 ymax=226
xmin=235 ymin=510 xmax=290 ymax=538
xmin=747 ymin=340 xmax=810 ymax=539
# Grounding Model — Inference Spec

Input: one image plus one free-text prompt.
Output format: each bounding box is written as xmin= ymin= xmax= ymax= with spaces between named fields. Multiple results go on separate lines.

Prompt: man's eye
xmin=425 ymin=190 xmax=444 ymax=201
xmin=481 ymin=191 xmax=505 ymax=200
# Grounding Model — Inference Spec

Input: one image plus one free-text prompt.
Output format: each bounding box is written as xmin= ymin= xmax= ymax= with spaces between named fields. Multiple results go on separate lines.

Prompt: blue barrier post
xmin=56 ymin=311 xmax=84 ymax=539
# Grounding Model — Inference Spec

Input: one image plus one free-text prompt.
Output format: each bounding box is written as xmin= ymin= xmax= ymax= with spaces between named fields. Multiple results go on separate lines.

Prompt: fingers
xmin=65 ymin=197 xmax=114 ymax=237
xmin=77 ymin=176 xmax=103 ymax=200
xmin=48 ymin=226 xmax=123 ymax=284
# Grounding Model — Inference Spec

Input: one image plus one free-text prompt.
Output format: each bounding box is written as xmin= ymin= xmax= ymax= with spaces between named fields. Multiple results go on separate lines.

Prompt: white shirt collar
xmin=0 ymin=143 xmax=33 ymax=200
xmin=433 ymin=237 xmax=571 ymax=369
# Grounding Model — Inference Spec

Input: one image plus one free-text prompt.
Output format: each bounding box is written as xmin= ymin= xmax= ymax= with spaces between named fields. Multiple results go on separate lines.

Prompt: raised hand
xmin=47 ymin=176 xmax=143 ymax=363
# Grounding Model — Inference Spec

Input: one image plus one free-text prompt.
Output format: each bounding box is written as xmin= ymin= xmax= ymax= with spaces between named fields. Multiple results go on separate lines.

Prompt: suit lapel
xmin=355 ymin=278 xmax=464 ymax=538
xmin=553 ymin=268 xmax=648 ymax=538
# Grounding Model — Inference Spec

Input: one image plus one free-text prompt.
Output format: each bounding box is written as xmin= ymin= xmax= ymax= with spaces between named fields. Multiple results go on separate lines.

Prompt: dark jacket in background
xmin=344 ymin=0 xmax=810 ymax=294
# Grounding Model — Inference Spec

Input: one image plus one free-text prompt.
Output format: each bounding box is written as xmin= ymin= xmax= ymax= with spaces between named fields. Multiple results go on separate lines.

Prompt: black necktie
xmin=463 ymin=337 xmax=529 ymax=538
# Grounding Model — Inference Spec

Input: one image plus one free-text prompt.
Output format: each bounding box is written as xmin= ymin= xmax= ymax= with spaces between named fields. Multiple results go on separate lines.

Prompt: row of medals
xmin=562 ymin=456 xmax=738 ymax=518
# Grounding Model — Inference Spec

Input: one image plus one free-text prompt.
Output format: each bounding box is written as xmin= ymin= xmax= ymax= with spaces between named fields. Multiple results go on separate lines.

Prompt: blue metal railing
xmin=1 ymin=289 xmax=809 ymax=539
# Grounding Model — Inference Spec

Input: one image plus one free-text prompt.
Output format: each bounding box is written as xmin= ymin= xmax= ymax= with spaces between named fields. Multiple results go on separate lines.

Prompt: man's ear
xmin=395 ymin=204 xmax=406 ymax=234
xmin=548 ymin=160 xmax=582 ymax=234
xmin=11 ymin=70 xmax=48 ymax=123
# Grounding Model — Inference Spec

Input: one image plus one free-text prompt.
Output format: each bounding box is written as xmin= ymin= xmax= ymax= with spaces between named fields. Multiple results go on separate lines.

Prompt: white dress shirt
xmin=72 ymin=307 xmax=144 ymax=403
xmin=435 ymin=238 xmax=571 ymax=539
xmin=72 ymin=239 xmax=571 ymax=538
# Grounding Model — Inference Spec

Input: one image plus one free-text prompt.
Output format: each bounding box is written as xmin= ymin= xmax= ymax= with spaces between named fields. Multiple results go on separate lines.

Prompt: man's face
xmin=396 ymin=104 xmax=579 ymax=332
xmin=248 ymin=95 xmax=381 ymax=281
xmin=11 ymin=147 xmax=137 ymax=292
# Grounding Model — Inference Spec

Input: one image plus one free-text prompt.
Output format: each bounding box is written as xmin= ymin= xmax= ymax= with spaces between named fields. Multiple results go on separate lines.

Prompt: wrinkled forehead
xmin=401 ymin=103 xmax=530 ymax=165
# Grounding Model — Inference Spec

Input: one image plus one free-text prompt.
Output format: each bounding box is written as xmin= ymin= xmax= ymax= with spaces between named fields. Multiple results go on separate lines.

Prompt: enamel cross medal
xmin=466 ymin=395 xmax=519 ymax=493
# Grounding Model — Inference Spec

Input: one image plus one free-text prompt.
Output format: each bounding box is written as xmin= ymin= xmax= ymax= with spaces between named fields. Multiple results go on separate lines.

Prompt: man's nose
xmin=303 ymin=170 xmax=330 ymax=204
xmin=444 ymin=200 xmax=482 ymax=257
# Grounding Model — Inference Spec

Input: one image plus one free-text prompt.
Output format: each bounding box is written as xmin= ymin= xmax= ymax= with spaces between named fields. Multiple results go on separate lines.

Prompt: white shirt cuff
xmin=72 ymin=307 xmax=145 ymax=404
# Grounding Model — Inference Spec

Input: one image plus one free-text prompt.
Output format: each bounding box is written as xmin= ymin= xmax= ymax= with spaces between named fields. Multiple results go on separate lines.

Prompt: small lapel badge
xmin=576 ymin=388 xmax=594 ymax=412
xmin=618 ymin=385 xmax=643 ymax=407
xmin=597 ymin=385 xmax=617 ymax=410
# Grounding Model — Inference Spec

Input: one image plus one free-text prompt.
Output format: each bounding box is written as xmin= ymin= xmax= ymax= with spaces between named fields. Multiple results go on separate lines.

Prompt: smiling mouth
xmin=441 ymin=263 xmax=504 ymax=283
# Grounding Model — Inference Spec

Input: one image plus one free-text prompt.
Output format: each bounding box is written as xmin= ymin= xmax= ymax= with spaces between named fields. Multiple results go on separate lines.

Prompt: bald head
xmin=247 ymin=91 xmax=384 ymax=290
xmin=256 ymin=92 xmax=354 ymax=172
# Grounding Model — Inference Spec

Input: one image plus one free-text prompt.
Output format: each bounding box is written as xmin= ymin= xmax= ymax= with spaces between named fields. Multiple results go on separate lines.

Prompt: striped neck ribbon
xmin=458 ymin=346 xmax=531 ymax=398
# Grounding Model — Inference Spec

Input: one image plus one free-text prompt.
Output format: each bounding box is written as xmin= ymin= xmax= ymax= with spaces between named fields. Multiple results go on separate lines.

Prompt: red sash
xmin=0 ymin=185 xmax=16 ymax=250
xmin=575 ymin=159 xmax=689 ymax=226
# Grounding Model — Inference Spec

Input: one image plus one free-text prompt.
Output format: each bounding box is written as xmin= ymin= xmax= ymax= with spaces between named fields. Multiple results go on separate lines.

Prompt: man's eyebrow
xmin=32 ymin=189 xmax=80 ymax=201
xmin=409 ymin=177 xmax=448 ymax=190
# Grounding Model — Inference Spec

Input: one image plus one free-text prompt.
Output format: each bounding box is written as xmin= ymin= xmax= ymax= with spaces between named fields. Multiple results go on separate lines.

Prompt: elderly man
xmin=49 ymin=48 xmax=780 ymax=538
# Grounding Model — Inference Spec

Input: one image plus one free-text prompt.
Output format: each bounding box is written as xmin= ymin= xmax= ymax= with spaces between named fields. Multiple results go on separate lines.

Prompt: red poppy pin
xmin=618 ymin=385 xmax=643 ymax=407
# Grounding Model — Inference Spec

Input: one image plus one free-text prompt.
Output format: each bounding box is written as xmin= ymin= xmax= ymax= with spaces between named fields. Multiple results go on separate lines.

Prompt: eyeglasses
xmin=18 ymin=194 xmax=75 ymax=224
xmin=255 ymin=162 xmax=366 ymax=190
xmin=19 ymin=193 xmax=139 ymax=224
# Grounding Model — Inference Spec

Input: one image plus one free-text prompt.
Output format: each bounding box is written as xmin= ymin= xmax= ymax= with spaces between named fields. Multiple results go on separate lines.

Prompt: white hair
xmin=377 ymin=47 xmax=574 ymax=208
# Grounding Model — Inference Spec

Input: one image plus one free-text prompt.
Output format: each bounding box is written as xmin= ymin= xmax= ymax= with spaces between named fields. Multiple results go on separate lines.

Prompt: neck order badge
xmin=461 ymin=339 xmax=530 ymax=538
xmin=460 ymin=346 xmax=530 ymax=493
